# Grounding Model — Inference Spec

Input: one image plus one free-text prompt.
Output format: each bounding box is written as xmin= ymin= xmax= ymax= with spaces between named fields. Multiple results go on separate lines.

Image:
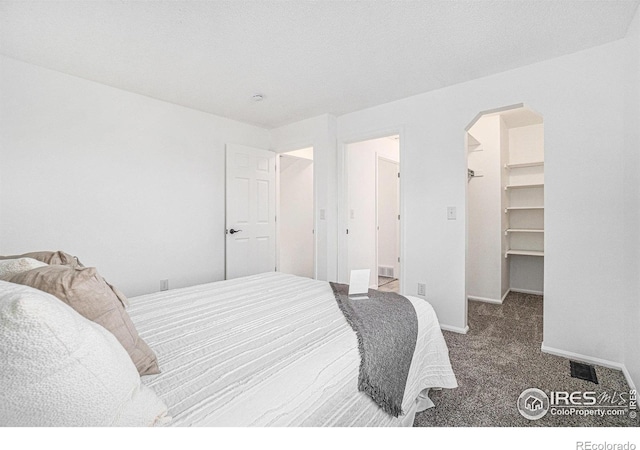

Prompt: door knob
xmin=228 ymin=228 xmax=242 ymax=234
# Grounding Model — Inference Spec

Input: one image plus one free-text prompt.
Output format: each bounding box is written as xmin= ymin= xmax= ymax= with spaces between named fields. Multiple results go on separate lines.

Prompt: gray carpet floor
xmin=414 ymin=292 xmax=638 ymax=427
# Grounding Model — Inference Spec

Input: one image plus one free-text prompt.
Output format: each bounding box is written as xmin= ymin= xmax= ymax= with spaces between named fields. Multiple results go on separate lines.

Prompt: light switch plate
xmin=447 ymin=206 xmax=457 ymax=220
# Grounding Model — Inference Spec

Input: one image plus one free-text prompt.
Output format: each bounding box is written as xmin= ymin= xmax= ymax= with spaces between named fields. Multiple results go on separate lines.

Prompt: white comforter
xmin=127 ymin=272 xmax=457 ymax=426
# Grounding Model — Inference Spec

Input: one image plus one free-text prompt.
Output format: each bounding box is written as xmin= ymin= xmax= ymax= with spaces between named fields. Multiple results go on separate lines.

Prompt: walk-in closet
xmin=466 ymin=105 xmax=544 ymax=304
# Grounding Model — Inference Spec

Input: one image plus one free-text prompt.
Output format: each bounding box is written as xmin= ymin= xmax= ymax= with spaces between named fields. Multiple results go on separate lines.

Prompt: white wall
xmin=509 ymin=256 xmax=544 ymax=294
xmin=0 ymin=56 xmax=270 ymax=297
xmin=334 ymin=38 xmax=630 ymax=354
xmin=4 ymin=20 xmax=635 ymax=386
xmin=278 ymin=154 xmax=314 ymax=278
xmin=508 ymin=124 xmax=545 ymax=166
xmin=283 ymin=147 xmax=314 ymax=160
xmin=623 ymin=6 xmax=640 ymax=389
xmin=346 ymin=137 xmax=399 ymax=287
xmin=466 ymin=115 xmax=503 ymax=301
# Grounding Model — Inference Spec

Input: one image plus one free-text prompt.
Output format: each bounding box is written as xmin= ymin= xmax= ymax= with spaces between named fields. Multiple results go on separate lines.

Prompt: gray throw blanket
xmin=329 ymin=282 xmax=418 ymax=417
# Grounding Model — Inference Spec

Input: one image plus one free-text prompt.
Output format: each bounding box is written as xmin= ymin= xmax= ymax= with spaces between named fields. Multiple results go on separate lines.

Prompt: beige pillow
xmin=0 ymin=280 xmax=170 ymax=426
xmin=0 ymin=250 xmax=82 ymax=267
xmin=0 ymin=250 xmax=129 ymax=308
xmin=0 ymin=257 xmax=48 ymax=278
xmin=4 ymin=265 xmax=160 ymax=376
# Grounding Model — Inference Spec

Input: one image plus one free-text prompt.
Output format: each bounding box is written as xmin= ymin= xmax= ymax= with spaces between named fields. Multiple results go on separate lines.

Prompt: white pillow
xmin=0 ymin=280 xmax=171 ymax=426
xmin=0 ymin=257 xmax=47 ymax=278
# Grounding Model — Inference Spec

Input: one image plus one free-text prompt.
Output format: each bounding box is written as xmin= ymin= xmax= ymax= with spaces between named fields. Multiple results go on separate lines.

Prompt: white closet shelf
xmin=505 ymin=161 xmax=544 ymax=169
xmin=504 ymin=228 xmax=544 ymax=234
xmin=504 ymin=183 xmax=544 ymax=190
xmin=505 ymin=249 xmax=544 ymax=258
xmin=504 ymin=206 xmax=544 ymax=212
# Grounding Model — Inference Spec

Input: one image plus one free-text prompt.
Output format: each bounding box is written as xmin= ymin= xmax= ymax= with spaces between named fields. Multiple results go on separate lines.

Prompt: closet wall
xmin=466 ymin=116 xmax=506 ymax=302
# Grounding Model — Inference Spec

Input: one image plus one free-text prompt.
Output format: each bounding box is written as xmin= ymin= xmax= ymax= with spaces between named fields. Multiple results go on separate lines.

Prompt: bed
xmin=0 ymin=251 xmax=456 ymax=426
xmin=127 ymin=272 xmax=458 ymax=426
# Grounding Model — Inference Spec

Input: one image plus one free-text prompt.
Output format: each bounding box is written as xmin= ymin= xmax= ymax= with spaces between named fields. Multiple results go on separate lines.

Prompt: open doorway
xmin=377 ymin=155 xmax=400 ymax=292
xmin=277 ymin=147 xmax=315 ymax=278
xmin=344 ymin=135 xmax=400 ymax=292
xmin=465 ymin=104 xmax=544 ymax=314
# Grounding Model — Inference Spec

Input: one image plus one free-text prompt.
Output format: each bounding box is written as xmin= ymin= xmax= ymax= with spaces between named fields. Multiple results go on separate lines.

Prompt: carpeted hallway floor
xmin=414 ymin=292 xmax=638 ymax=427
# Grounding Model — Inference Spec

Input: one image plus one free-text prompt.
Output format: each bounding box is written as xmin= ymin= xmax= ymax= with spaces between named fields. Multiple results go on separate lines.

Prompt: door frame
xmin=463 ymin=102 xmax=545 ymax=330
xmin=337 ymin=127 xmax=405 ymax=292
xmin=274 ymin=144 xmax=318 ymax=279
xmin=275 ymin=149 xmax=316 ymax=278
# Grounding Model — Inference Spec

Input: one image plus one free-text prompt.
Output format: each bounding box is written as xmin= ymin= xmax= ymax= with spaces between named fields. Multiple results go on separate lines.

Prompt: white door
xmin=377 ymin=157 xmax=400 ymax=278
xmin=225 ymin=144 xmax=276 ymax=280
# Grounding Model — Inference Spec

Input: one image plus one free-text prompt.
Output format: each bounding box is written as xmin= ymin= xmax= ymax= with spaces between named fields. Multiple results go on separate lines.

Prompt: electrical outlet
xmin=160 ymin=279 xmax=169 ymax=291
xmin=417 ymin=283 xmax=426 ymax=296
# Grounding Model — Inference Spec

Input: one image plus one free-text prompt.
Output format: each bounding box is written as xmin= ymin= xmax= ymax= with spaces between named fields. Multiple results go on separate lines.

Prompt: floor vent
xmin=570 ymin=361 xmax=599 ymax=384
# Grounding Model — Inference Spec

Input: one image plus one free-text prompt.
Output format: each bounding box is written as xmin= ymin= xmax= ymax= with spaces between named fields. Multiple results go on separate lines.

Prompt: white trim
xmin=275 ymin=154 xmax=281 ymax=272
xmin=464 ymin=103 xmax=525 ymax=131
xmin=440 ymin=324 xmax=469 ymax=334
xmin=467 ymin=295 xmax=502 ymax=304
xmin=510 ymin=288 xmax=544 ymax=296
xmin=622 ymin=366 xmax=637 ymax=392
xmin=501 ymin=289 xmax=511 ymax=302
xmin=540 ymin=344 xmax=623 ymax=369
xmin=541 ymin=344 xmax=636 ymax=391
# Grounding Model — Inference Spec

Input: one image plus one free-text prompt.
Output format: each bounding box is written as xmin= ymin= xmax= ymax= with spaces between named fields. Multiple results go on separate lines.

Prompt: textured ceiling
xmin=1 ymin=1 xmax=638 ymax=128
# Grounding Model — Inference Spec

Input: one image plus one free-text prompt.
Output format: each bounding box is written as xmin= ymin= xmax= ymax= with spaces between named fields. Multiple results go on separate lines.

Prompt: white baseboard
xmin=501 ymin=289 xmax=511 ymax=303
xmin=541 ymin=343 xmax=636 ymax=391
xmin=467 ymin=295 xmax=502 ymax=304
xmin=510 ymin=288 xmax=544 ymax=296
xmin=440 ymin=324 xmax=469 ymax=334
xmin=622 ymin=366 xmax=637 ymax=392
